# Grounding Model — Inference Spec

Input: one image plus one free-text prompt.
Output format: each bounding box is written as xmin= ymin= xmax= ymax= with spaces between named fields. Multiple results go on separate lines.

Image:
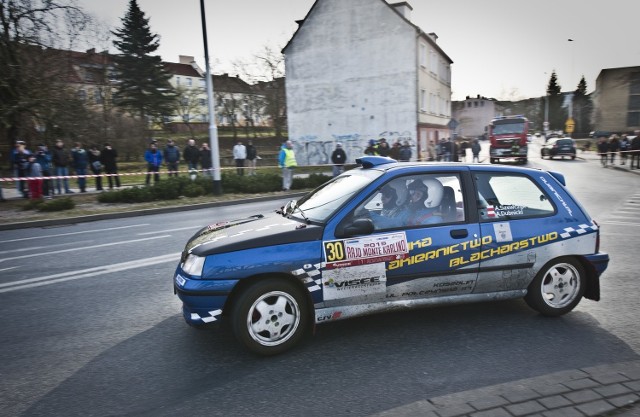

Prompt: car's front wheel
xmin=231 ymin=278 xmax=309 ymax=355
xmin=525 ymin=257 xmax=585 ymax=316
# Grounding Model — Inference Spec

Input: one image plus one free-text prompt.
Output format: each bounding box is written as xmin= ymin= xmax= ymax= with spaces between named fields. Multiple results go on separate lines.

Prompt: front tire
xmin=231 ymin=278 xmax=309 ymax=355
xmin=525 ymin=257 xmax=585 ymax=316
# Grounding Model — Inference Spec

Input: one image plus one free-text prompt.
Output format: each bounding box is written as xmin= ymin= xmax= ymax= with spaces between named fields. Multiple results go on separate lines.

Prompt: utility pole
xmin=200 ymin=0 xmax=222 ymax=195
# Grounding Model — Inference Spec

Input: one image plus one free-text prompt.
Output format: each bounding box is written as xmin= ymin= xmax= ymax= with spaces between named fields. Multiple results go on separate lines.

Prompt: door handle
xmin=450 ymin=229 xmax=468 ymax=239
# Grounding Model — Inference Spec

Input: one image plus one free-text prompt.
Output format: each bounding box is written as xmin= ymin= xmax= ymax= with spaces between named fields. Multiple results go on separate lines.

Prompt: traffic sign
xmin=565 ymin=117 xmax=575 ymax=133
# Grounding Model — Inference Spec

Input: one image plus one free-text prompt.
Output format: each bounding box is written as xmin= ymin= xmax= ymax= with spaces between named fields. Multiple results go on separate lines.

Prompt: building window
xmin=78 ymin=89 xmax=86 ymax=101
xmin=176 ymin=76 xmax=181 ymax=86
xmin=429 ymin=49 xmax=437 ymax=74
xmin=95 ymin=89 xmax=103 ymax=104
xmin=420 ymin=89 xmax=426 ymax=111
xmin=187 ymin=78 xmax=192 ymax=87
xmin=628 ymin=112 xmax=640 ymax=127
xmin=419 ymin=43 xmax=427 ymax=67
xmin=199 ymin=98 xmax=206 ymax=106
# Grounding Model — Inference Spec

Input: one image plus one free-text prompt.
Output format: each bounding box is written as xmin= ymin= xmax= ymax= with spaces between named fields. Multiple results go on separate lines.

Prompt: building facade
xmin=592 ymin=66 xmax=640 ymax=133
xmin=283 ymin=0 xmax=453 ymax=164
xmin=451 ymin=96 xmax=500 ymax=139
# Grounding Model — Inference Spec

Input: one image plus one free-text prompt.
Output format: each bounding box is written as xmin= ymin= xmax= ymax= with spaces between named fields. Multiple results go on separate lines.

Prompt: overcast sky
xmin=77 ymin=0 xmax=640 ymax=101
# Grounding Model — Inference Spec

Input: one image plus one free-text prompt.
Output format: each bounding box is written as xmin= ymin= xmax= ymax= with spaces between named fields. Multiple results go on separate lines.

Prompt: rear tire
xmin=231 ymin=278 xmax=309 ymax=355
xmin=525 ymin=257 xmax=585 ymax=316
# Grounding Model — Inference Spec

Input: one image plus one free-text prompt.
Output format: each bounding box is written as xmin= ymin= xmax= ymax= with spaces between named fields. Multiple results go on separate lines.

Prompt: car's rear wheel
xmin=525 ymin=257 xmax=585 ymax=316
xmin=231 ymin=278 xmax=309 ymax=355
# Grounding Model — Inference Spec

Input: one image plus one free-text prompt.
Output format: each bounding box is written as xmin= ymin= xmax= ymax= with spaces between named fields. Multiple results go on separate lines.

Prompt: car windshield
xmin=492 ymin=122 xmax=525 ymax=135
xmin=292 ymin=169 xmax=383 ymax=223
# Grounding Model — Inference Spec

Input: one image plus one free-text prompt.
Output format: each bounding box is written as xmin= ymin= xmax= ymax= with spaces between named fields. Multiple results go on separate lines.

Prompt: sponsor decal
xmin=322 ymin=263 xmax=387 ymax=300
xmin=323 ymin=232 xmax=408 ymax=269
xmin=317 ymin=311 xmax=342 ymax=322
xmin=386 ymin=279 xmax=476 ymax=298
xmin=539 ymin=176 xmax=573 ymax=216
xmin=388 ymin=231 xmax=559 ymax=270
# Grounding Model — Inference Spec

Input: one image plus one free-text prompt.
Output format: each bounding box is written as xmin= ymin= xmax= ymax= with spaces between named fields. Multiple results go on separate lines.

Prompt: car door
xmin=323 ymin=169 xmax=480 ymax=308
xmin=472 ymin=170 xmax=557 ymax=294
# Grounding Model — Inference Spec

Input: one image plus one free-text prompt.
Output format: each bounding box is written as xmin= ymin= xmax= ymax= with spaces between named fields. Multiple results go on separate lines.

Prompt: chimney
xmin=428 ymin=32 xmax=438 ymax=42
xmin=390 ymin=2 xmax=413 ymax=21
xmin=86 ymin=48 xmax=96 ymax=54
xmin=179 ymin=55 xmax=195 ymax=65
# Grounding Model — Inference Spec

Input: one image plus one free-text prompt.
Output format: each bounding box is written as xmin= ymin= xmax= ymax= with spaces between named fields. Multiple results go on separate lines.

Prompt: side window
xmin=355 ymin=174 xmax=465 ymax=231
xmin=475 ymin=173 xmax=555 ymax=221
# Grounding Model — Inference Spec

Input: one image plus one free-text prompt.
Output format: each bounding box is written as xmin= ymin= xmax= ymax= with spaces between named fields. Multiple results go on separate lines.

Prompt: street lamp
xmin=200 ymin=0 xmax=222 ymax=195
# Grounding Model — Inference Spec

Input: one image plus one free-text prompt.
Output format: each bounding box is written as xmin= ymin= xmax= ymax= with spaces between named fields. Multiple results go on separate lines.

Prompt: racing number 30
xmin=324 ymin=241 xmax=346 ymax=262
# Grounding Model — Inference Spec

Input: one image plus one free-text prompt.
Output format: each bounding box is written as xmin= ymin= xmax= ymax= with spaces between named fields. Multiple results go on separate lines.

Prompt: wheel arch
xmin=575 ymin=255 xmax=601 ymax=301
xmin=222 ymin=273 xmax=316 ymax=321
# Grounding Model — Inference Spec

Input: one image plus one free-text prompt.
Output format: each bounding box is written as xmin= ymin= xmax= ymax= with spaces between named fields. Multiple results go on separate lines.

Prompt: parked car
xmin=541 ymin=138 xmax=577 ymax=159
xmin=173 ymin=156 xmax=609 ymax=355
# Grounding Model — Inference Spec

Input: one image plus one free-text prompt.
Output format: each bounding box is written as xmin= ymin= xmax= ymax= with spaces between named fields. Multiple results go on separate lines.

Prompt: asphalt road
xmin=1 ymin=143 xmax=638 ymax=417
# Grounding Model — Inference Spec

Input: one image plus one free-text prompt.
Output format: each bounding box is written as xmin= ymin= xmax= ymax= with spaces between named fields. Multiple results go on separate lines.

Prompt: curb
xmin=0 ymin=191 xmax=306 ymax=231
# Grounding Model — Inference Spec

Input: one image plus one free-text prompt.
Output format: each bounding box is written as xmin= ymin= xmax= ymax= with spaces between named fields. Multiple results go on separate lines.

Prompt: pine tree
xmin=546 ymin=70 xmax=566 ymax=131
xmin=111 ymin=0 xmax=176 ymax=122
xmin=573 ymin=76 xmax=592 ymax=136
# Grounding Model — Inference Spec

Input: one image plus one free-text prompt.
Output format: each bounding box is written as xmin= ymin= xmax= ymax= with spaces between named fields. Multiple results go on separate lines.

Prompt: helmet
xmin=422 ymin=178 xmax=444 ymax=208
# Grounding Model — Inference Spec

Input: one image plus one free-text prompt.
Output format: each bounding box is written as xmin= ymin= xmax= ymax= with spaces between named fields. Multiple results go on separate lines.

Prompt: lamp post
xmin=200 ymin=0 xmax=222 ymax=195
xmin=566 ymin=39 xmax=575 ymax=137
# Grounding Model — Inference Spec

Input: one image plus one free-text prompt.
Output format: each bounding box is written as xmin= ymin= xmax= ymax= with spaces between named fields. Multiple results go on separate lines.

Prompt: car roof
xmin=354 ymin=156 xmax=564 ymax=183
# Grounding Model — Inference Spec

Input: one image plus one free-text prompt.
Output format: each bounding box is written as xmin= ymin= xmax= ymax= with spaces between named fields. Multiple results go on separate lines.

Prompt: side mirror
xmin=336 ymin=218 xmax=374 ymax=238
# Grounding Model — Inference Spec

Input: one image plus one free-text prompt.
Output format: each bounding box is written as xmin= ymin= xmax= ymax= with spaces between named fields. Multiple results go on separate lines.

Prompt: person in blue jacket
xmin=144 ymin=142 xmax=163 ymax=185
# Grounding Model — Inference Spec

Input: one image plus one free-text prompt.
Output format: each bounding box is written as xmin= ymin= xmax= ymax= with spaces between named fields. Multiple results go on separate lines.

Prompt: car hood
xmin=184 ymin=211 xmax=323 ymax=257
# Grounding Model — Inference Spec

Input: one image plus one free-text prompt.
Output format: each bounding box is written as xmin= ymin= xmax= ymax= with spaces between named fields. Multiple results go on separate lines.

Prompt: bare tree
xmin=0 ymin=0 xmax=91 ymax=147
xmin=174 ymin=84 xmax=206 ymax=139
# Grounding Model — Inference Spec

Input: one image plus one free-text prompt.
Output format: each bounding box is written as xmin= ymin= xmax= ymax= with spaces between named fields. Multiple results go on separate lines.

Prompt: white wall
xmin=285 ymin=0 xmax=418 ymax=165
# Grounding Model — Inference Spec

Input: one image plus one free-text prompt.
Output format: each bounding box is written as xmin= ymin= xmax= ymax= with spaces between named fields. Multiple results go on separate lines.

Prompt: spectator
xmin=630 ymin=133 xmax=640 ymax=169
xmin=597 ymin=137 xmax=609 ymax=167
xmin=35 ymin=144 xmax=52 ymax=198
xmin=144 ymin=142 xmax=163 ymax=185
xmin=183 ymin=139 xmax=200 ymax=175
xmin=100 ymin=142 xmax=121 ymax=189
xmin=608 ymin=135 xmax=620 ymax=165
xmin=71 ymin=142 xmax=89 ymax=193
xmin=279 ymin=140 xmax=297 ymax=191
xmin=246 ymin=140 xmax=258 ymax=176
xmin=163 ymin=139 xmax=180 ymax=177
xmin=88 ymin=145 xmax=103 ymax=191
xmin=27 ymin=154 xmax=43 ymax=200
xmin=377 ymin=139 xmax=390 ymax=157
xmin=389 ymin=142 xmax=401 ymax=160
xmin=442 ymin=138 xmax=451 ymax=161
xmin=52 ymin=139 xmax=73 ymax=194
xmin=233 ymin=140 xmax=247 ymax=176
xmin=426 ymin=140 xmax=437 ymax=161
xmin=471 ymin=139 xmax=481 ymax=163
xmin=399 ymin=141 xmax=412 ymax=162
xmin=200 ymin=142 xmax=212 ymax=177
xmin=619 ymin=134 xmax=630 ymax=165
xmin=364 ymin=139 xmax=378 ymax=155
xmin=331 ymin=142 xmax=347 ymax=176
xmin=12 ymin=140 xmax=31 ymax=198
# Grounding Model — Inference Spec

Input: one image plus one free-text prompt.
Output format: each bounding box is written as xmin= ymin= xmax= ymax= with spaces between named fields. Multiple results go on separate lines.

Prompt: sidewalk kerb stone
xmin=575 ymin=399 xmax=617 ymax=416
xmin=564 ymin=388 xmax=603 ymax=404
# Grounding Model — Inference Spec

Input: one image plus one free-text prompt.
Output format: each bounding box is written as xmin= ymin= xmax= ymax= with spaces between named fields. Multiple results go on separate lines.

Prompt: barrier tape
xmin=2 ymin=152 xmax=639 ymax=183
xmin=0 ymin=163 xmax=334 ymax=183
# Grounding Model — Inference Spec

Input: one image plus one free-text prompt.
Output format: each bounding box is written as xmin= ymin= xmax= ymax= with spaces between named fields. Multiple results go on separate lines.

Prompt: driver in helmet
xmin=399 ymin=178 xmax=444 ymax=226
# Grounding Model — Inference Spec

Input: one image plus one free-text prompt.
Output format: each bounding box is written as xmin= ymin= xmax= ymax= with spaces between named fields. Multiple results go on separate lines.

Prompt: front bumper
xmin=174 ymin=270 xmax=238 ymax=324
xmin=490 ymin=146 xmax=528 ymax=158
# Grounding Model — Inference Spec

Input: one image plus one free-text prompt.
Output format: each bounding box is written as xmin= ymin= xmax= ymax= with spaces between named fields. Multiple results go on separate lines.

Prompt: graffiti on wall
xmin=291 ymin=129 xmax=416 ymax=166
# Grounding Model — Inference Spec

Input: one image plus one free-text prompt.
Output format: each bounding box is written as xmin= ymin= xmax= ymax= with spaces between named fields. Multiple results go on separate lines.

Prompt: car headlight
xmin=182 ymin=253 xmax=205 ymax=277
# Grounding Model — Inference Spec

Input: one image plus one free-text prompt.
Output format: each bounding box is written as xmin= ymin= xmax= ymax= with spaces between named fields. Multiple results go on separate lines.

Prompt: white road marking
xmin=137 ymin=226 xmax=200 ymax=235
xmin=0 ymin=224 xmax=150 ymax=244
xmin=0 ymin=235 xmax=171 ymax=263
xmin=0 ymin=252 xmax=181 ymax=293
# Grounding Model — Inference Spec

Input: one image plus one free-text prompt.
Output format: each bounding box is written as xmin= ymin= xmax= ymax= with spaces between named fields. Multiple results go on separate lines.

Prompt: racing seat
xmin=439 ymin=186 xmax=457 ymax=222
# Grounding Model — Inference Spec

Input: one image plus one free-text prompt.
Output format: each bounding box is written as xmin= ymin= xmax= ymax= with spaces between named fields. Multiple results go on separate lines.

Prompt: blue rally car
xmin=174 ymin=156 xmax=609 ymax=355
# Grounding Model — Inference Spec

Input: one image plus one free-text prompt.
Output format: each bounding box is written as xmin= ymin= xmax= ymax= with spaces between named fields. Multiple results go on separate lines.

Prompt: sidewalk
xmin=369 ymin=360 xmax=640 ymax=417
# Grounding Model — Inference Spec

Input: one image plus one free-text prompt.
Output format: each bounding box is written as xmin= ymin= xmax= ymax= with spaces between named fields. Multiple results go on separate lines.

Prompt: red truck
xmin=488 ymin=115 xmax=529 ymax=164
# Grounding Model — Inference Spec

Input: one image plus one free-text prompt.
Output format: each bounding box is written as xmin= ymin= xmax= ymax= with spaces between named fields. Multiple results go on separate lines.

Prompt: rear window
xmin=474 ymin=173 xmax=555 ymax=221
xmin=557 ymin=139 xmax=574 ymax=146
